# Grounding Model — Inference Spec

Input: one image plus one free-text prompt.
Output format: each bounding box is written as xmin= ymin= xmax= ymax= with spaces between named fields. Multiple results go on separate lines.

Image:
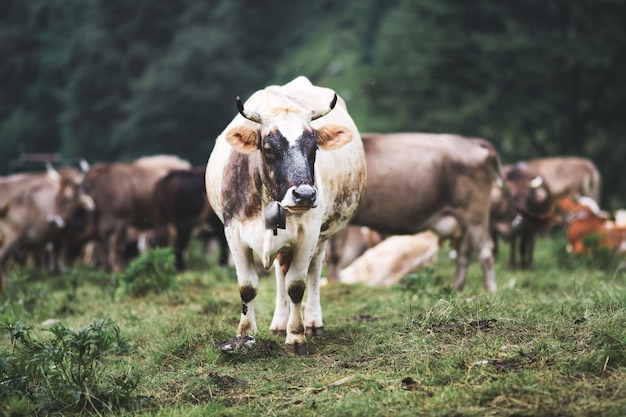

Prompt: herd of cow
xmin=2 ymin=76 xmax=624 ymax=354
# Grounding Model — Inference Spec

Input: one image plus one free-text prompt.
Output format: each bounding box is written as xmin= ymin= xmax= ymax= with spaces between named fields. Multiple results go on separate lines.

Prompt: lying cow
xmin=490 ymin=162 xmax=555 ymax=269
xmin=328 ymin=132 xmax=501 ymax=293
xmin=558 ymin=196 xmax=626 ymax=255
xmin=206 ymin=76 xmax=366 ymax=355
xmin=325 ymin=225 xmax=384 ymax=284
xmin=152 ymin=167 xmax=228 ymax=270
xmin=338 ymin=231 xmax=439 ymax=287
xmin=81 ymin=154 xmax=191 ymax=272
xmin=0 ymin=165 xmax=93 ymax=294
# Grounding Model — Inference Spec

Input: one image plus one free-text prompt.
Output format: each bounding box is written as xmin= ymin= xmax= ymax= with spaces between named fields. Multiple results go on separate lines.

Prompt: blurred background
xmin=1 ymin=0 xmax=625 ymax=209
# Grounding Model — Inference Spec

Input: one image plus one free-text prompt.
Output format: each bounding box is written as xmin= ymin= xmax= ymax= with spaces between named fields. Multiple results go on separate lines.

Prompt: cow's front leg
xmin=283 ymin=247 xmax=316 ymax=356
xmin=269 ymin=255 xmax=289 ymax=334
xmin=304 ymin=242 xmax=326 ymax=336
xmin=230 ymin=242 xmax=259 ymax=336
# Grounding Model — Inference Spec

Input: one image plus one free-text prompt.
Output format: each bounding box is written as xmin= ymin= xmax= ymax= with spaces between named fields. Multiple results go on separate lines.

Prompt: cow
xmin=338 ymin=231 xmax=439 ymax=287
xmin=81 ymin=155 xmax=191 ymax=272
xmin=526 ymin=156 xmax=601 ymax=202
xmin=0 ymin=165 xmax=93 ymax=295
xmin=327 ymin=132 xmax=501 ymax=293
xmin=152 ymin=167 xmax=228 ymax=271
xmin=490 ymin=162 xmax=555 ymax=269
xmin=205 ymin=76 xmax=366 ymax=355
xmin=325 ymin=225 xmax=384 ymax=284
xmin=558 ymin=196 xmax=626 ymax=255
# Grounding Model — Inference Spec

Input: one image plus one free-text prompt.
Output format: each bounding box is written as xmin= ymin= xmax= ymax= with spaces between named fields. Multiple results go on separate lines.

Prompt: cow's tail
xmin=582 ymin=165 xmax=602 ymax=203
xmin=477 ymin=140 xmax=507 ymax=193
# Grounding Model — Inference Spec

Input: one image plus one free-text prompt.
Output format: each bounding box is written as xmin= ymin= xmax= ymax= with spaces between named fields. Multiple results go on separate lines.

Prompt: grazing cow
xmin=81 ymin=155 xmax=191 ymax=272
xmin=526 ymin=156 xmax=601 ymax=202
xmin=558 ymin=196 xmax=626 ymax=255
xmin=206 ymin=76 xmax=366 ymax=355
xmin=328 ymin=132 xmax=501 ymax=293
xmin=152 ymin=167 xmax=228 ymax=271
xmin=490 ymin=162 xmax=555 ymax=269
xmin=0 ymin=165 xmax=93 ymax=294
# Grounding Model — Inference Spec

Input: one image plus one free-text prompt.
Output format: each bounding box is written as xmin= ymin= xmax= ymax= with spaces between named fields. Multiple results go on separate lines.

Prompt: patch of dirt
xmin=353 ymin=314 xmax=379 ymax=322
xmin=205 ymin=371 xmax=247 ymax=389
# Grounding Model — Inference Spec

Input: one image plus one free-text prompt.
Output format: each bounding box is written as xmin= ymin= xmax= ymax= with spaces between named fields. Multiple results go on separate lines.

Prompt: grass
xmin=1 ymin=234 xmax=626 ymax=416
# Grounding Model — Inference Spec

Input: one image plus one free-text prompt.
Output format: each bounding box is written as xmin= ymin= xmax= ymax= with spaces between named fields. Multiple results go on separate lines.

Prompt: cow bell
xmin=265 ymin=200 xmax=286 ymax=235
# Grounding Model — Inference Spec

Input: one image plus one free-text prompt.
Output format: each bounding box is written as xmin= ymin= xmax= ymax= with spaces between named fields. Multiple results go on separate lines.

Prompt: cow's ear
xmin=316 ymin=124 xmax=353 ymax=151
xmin=225 ymin=126 xmax=259 ymax=154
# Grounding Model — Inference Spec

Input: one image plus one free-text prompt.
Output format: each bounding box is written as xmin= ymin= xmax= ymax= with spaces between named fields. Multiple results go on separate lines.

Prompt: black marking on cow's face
xmin=261 ymin=128 xmax=318 ymax=203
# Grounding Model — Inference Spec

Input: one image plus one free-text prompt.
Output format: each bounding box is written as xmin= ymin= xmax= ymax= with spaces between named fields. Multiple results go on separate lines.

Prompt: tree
xmin=366 ymin=0 xmax=626 ymax=208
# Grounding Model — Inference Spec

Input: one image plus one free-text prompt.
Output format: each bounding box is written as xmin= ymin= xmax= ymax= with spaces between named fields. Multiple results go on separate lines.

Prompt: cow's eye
xmin=264 ymin=146 xmax=276 ymax=161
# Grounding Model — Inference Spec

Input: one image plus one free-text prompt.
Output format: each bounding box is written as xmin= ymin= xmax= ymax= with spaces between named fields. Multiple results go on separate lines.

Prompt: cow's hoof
xmin=285 ymin=342 xmax=308 ymax=356
xmin=306 ymin=326 xmax=324 ymax=337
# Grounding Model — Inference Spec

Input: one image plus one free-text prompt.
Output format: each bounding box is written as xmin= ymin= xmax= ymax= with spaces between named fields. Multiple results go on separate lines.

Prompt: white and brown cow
xmin=206 ymin=76 xmax=366 ymax=355
xmin=329 ymin=133 xmax=501 ymax=293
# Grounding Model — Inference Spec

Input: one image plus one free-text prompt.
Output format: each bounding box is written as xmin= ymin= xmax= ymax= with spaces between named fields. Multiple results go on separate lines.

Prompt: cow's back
xmin=526 ymin=156 xmax=601 ymax=201
xmin=352 ymin=133 xmax=496 ymax=236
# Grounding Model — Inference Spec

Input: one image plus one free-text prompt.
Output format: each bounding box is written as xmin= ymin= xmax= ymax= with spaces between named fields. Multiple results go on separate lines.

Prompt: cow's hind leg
xmin=474 ymin=227 xmax=496 ymax=293
xmin=452 ymin=235 xmax=471 ymax=291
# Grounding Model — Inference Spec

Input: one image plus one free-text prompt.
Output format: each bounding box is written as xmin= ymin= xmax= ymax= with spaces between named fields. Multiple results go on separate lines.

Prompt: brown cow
xmin=490 ymin=162 xmax=555 ymax=269
xmin=328 ymin=132 xmax=501 ymax=293
xmin=0 ymin=165 xmax=93 ymax=294
xmin=81 ymin=155 xmax=191 ymax=272
xmin=558 ymin=196 xmax=626 ymax=255
xmin=526 ymin=156 xmax=601 ymax=202
xmin=152 ymin=167 xmax=228 ymax=271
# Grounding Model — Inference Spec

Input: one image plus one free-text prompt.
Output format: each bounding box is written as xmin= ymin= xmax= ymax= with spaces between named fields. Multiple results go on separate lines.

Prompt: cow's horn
xmin=46 ymin=162 xmax=60 ymax=182
xmin=236 ymin=96 xmax=262 ymax=124
xmin=311 ymin=93 xmax=338 ymax=121
xmin=529 ymin=175 xmax=544 ymax=188
xmin=79 ymin=159 xmax=90 ymax=172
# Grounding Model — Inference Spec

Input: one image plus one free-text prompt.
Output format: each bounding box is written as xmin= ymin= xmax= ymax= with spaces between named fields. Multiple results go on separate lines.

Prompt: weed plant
xmin=118 ymin=248 xmax=177 ymax=297
xmin=0 ymin=318 xmax=143 ymax=415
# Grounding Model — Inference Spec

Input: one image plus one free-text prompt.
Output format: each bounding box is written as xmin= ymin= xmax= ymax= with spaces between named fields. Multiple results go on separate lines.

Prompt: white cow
xmin=205 ymin=76 xmax=366 ymax=355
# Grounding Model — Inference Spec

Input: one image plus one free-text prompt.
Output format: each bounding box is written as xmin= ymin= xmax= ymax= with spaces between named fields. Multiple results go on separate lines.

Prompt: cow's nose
xmin=292 ymin=185 xmax=317 ymax=207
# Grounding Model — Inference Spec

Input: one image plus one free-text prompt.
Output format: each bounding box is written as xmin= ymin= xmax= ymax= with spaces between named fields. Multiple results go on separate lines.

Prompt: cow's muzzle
xmin=281 ymin=185 xmax=317 ymax=212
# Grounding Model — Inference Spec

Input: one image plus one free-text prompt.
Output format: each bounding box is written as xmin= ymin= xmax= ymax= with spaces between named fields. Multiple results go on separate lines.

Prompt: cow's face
xmin=225 ymin=94 xmax=353 ymax=212
xmin=259 ymin=126 xmax=318 ymax=211
xmin=49 ymin=168 xmax=95 ymax=228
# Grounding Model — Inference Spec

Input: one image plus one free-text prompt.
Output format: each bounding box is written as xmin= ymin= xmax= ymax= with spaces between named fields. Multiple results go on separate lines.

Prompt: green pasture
xmin=1 ymin=234 xmax=625 ymax=416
